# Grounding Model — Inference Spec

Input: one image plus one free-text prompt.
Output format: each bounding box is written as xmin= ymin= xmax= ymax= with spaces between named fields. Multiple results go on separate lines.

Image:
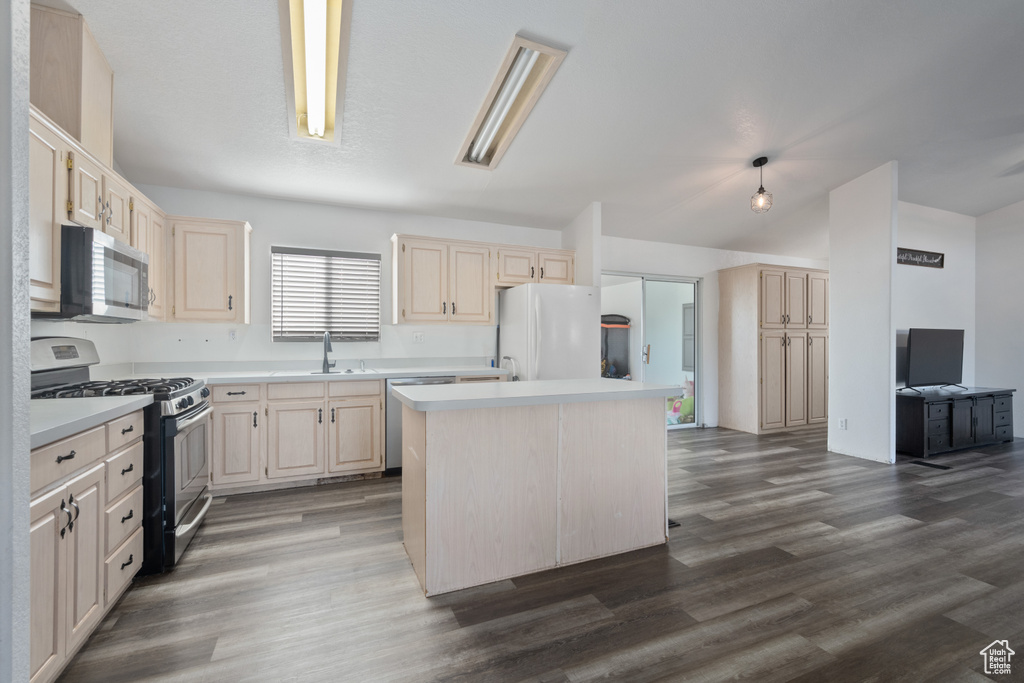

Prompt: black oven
xmin=142 ymin=394 xmax=213 ymax=573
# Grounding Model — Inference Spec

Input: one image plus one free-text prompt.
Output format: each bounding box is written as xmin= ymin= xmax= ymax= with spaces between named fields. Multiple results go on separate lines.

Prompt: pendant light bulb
xmin=751 ymin=156 xmax=773 ymax=214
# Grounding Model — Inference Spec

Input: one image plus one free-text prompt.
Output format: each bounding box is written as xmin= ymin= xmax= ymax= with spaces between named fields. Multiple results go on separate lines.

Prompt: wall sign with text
xmin=897 ymin=247 xmax=944 ymax=268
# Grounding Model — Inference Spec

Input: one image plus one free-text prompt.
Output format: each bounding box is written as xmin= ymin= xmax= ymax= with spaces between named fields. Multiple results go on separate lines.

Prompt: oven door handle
xmin=175 ymin=493 xmax=213 ymax=539
xmin=174 ymin=404 xmax=213 ymax=432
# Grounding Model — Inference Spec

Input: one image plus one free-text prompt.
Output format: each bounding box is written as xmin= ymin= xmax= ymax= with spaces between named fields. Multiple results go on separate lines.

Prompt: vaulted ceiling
xmin=49 ymin=0 xmax=1024 ymax=259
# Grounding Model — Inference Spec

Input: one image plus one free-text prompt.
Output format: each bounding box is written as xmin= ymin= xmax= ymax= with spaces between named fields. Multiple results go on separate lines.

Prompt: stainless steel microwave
xmin=58 ymin=224 xmax=149 ymax=323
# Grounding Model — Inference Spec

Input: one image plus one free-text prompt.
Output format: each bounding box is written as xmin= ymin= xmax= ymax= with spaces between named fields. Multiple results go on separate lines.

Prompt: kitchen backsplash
xmin=30 ymin=319 xmax=498 ymax=368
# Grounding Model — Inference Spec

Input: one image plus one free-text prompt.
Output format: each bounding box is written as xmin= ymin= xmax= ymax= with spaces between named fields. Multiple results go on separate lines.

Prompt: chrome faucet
xmin=360 ymin=359 xmax=366 ymax=372
xmin=322 ymin=331 xmax=336 ymax=374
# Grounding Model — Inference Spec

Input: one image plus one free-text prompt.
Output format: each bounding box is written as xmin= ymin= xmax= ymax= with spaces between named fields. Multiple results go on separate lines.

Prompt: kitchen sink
xmin=311 ymin=368 xmax=378 ymax=375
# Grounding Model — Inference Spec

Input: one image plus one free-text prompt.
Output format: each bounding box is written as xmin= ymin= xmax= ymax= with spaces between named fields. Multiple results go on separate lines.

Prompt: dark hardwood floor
xmin=60 ymin=427 xmax=1024 ymax=682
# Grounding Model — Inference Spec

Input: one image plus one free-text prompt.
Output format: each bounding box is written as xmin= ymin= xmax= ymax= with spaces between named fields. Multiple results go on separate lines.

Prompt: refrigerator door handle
xmin=533 ymin=299 xmax=541 ymax=380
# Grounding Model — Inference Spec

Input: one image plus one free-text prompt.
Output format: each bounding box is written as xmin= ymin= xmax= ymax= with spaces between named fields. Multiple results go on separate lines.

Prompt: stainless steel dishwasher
xmin=385 ymin=376 xmax=456 ymax=472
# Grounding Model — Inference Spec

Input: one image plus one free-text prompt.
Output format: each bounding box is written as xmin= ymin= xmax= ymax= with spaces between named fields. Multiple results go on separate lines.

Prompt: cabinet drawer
xmin=996 ymin=425 xmax=1014 ymax=441
xmin=106 ymin=410 xmax=144 ymax=452
xmin=105 ymin=527 xmax=143 ymax=603
xmin=105 ymin=484 xmax=143 ymax=554
xmin=927 ymin=403 xmax=950 ymax=419
xmin=268 ymin=382 xmax=325 ymax=400
xmin=995 ymin=396 xmax=1012 ymax=411
xmin=212 ymin=384 xmax=261 ymax=402
xmin=328 ymin=380 xmax=381 ymax=398
xmin=31 ymin=425 xmax=106 ymax=494
xmin=995 ymin=411 xmax=1012 ymax=427
xmin=928 ymin=434 xmax=951 ymax=452
xmin=105 ymin=441 xmax=143 ymax=503
xmin=928 ymin=419 xmax=950 ymax=435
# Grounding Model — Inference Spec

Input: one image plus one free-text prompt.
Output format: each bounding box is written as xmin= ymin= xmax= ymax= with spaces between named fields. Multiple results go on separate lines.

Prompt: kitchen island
xmin=392 ymin=378 xmax=679 ymax=596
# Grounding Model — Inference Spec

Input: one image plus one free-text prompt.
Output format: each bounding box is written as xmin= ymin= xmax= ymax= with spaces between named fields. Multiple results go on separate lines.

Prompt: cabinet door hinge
xmin=66 ymin=200 xmax=73 ymax=214
xmin=66 ymin=156 xmax=74 ymax=170
xmin=129 ymin=198 xmax=134 ymax=212
xmin=265 ymin=407 xmax=268 ymax=416
xmin=265 ymin=466 xmax=268 ymax=477
xmin=171 ymin=305 xmax=175 ymax=315
xmin=402 ymin=308 xmax=406 ymax=318
xmin=172 ymin=227 xmax=175 ymax=236
xmin=402 ymin=243 xmax=406 ymax=252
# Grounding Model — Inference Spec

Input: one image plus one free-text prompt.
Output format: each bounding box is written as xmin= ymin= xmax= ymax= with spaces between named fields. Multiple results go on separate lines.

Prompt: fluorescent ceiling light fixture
xmin=457 ymin=35 xmax=567 ymax=170
xmin=279 ymin=0 xmax=352 ymax=143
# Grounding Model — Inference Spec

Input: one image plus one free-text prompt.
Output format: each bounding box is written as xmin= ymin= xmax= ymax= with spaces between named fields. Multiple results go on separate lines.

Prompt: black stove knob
xmin=187 ymin=396 xmax=195 ymax=406
xmin=200 ymin=387 xmax=210 ymax=398
xmin=177 ymin=399 xmax=188 ymax=410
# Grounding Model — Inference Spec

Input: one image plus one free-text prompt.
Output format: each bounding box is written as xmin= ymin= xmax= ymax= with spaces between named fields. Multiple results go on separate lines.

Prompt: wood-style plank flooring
xmin=60 ymin=427 xmax=1024 ymax=682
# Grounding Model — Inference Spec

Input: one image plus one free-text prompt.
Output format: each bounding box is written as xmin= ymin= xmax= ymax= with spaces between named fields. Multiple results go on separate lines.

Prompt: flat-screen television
xmin=905 ymin=328 xmax=964 ymax=388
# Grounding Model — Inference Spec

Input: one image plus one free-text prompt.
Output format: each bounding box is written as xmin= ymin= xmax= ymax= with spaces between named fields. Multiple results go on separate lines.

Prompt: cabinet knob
xmin=121 ymin=509 xmax=134 ymax=524
xmin=228 ymin=295 xmax=233 ymax=311
xmin=331 ymin=408 xmax=336 ymax=423
xmin=56 ymin=449 xmax=76 ymax=464
xmin=121 ymin=554 xmax=134 ymax=571
xmin=253 ymin=411 xmax=258 ymax=428
xmin=121 ymin=463 xmax=134 ymax=476
xmin=318 ymin=408 xmax=323 ymax=424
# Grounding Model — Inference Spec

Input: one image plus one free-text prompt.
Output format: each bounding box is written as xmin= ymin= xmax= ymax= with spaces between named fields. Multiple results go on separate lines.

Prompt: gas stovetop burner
xmin=33 ymin=377 xmax=198 ymax=400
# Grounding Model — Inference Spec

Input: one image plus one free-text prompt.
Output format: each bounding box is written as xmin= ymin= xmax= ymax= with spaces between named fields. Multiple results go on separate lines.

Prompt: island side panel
xmin=558 ymin=397 xmax=667 ymax=565
xmin=401 ymin=404 xmax=428 ymax=593
xmin=425 ymin=405 xmax=558 ymax=595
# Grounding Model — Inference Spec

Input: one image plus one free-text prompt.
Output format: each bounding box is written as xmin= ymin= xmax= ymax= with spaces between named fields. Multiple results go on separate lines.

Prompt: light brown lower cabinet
xmin=211 ymin=381 xmax=384 ymax=491
xmin=30 ymin=464 xmax=105 ymax=683
xmin=30 ymin=411 xmax=145 ymax=683
xmin=267 ymin=399 xmax=327 ymax=479
xmin=759 ymin=330 xmax=826 ymax=431
xmin=211 ymin=402 xmax=263 ymax=485
xmin=327 ymin=397 xmax=382 ymax=473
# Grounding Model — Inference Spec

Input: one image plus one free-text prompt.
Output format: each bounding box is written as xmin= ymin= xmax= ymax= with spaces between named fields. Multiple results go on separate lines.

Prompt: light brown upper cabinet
xmin=131 ymin=197 xmax=168 ymax=321
xmin=29 ymin=112 xmax=71 ymax=314
xmin=100 ymin=174 xmax=131 ymax=244
xmin=537 ymin=250 xmax=575 ymax=285
xmin=30 ymin=5 xmax=114 ymax=167
xmin=69 ymin=151 xmax=103 ymax=230
xmin=494 ymin=247 xmax=537 ymax=286
xmin=494 ymin=247 xmax=575 ymax=286
xmin=807 ymin=271 xmax=829 ymax=329
xmin=760 ymin=268 xmax=821 ymax=329
xmin=169 ymin=217 xmax=251 ymax=324
xmin=393 ymin=236 xmax=493 ymax=325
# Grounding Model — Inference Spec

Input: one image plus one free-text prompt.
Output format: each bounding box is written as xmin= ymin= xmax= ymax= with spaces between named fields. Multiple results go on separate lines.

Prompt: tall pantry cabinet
xmin=718 ymin=264 xmax=829 ymax=435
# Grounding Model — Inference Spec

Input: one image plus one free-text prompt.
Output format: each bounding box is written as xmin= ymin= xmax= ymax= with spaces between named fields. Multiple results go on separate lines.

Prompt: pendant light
xmin=751 ymin=156 xmax=773 ymax=213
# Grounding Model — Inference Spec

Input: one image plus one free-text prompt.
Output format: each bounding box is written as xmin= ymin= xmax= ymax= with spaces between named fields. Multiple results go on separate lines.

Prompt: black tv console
xmin=896 ymin=387 xmax=1015 ymax=458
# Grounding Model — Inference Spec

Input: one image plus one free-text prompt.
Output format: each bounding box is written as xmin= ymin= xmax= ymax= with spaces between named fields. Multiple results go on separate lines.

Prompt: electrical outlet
xmin=228 ymin=329 xmax=237 ymax=342
xmin=413 ymin=332 xmax=425 ymax=343
xmin=839 ymin=418 xmax=848 ymax=430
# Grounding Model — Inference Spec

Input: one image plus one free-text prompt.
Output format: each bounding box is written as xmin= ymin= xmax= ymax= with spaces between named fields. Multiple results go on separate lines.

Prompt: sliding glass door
xmin=600 ymin=273 xmax=700 ymax=429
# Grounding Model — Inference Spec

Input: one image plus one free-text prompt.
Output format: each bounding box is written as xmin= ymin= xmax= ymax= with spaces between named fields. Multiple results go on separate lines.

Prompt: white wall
xmin=894 ymin=202 xmax=976 ymax=385
xmin=600 ymin=278 xmax=643 ymax=377
xmin=1 ymin=1 xmax=31 ymax=679
xmin=976 ymin=197 xmax=1024 ymax=435
xmin=829 ymin=162 xmax=898 ymax=463
xmin=34 ymin=185 xmax=565 ymax=368
xmin=562 ymin=202 xmax=601 ymax=286
xmin=602 ymin=236 xmax=827 ymax=427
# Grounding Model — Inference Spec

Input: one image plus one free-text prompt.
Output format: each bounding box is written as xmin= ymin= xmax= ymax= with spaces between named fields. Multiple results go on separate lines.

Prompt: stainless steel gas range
xmin=30 ymin=337 xmax=212 ymax=574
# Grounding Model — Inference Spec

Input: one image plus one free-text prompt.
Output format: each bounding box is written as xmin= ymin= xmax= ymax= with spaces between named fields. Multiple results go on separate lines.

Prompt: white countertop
xmin=31 ymin=396 xmax=153 ymax=449
xmin=392 ymin=378 xmax=682 ymax=411
xmin=148 ymin=366 xmax=506 ymax=385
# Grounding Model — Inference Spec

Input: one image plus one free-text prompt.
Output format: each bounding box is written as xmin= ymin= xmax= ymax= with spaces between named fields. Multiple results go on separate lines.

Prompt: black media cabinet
xmin=896 ymin=387 xmax=1015 ymax=458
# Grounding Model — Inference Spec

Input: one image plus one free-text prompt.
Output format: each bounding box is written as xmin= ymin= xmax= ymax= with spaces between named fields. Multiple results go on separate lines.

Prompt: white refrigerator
xmin=498 ymin=284 xmax=601 ymax=380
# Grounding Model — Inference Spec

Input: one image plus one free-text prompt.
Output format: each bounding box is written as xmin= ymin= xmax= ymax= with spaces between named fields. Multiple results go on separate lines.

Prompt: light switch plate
xmin=413 ymin=332 xmax=425 ymax=343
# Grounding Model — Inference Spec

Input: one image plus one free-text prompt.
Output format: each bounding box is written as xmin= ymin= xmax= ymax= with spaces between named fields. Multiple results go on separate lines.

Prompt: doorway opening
xmin=600 ymin=273 xmax=700 ymax=429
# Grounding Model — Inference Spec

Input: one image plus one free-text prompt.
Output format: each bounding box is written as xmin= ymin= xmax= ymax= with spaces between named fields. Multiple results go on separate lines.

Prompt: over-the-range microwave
xmin=45 ymin=224 xmax=150 ymax=323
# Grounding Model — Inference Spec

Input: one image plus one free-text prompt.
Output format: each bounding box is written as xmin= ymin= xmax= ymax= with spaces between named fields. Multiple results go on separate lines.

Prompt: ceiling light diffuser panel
xmin=456 ymin=35 xmax=568 ymax=170
xmin=280 ymin=0 xmax=352 ymax=143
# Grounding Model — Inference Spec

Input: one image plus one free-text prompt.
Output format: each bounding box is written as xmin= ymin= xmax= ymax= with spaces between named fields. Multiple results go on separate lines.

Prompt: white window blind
xmin=271 ymin=246 xmax=381 ymax=341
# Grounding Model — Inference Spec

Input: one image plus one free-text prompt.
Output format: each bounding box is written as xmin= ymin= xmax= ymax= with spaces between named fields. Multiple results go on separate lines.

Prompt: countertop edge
xmin=31 ymin=396 xmax=154 ymax=449
xmin=393 ymin=383 xmax=680 ymax=412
